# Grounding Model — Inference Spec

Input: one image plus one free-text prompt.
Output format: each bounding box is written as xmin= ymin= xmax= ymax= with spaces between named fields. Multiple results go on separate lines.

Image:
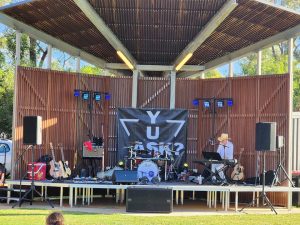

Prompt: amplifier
xmin=112 ymin=170 xmax=138 ymax=184
xmin=82 ymin=145 xmax=104 ymax=158
xmin=126 ymin=187 xmax=173 ymax=213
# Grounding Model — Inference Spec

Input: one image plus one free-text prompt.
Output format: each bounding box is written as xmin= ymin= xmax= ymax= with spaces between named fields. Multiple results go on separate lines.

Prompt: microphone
xmin=220 ymin=144 xmax=228 ymax=148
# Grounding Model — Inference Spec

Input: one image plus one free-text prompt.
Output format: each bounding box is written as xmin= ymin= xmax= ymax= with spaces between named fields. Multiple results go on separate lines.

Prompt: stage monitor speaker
xmin=126 ymin=187 xmax=173 ymax=213
xmin=276 ymin=136 xmax=284 ymax=149
xmin=255 ymin=122 xmax=276 ymax=151
xmin=82 ymin=145 xmax=104 ymax=158
xmin=112 ymin=170 xmax=138 ymax=184
xmin=23 ymin=116 xmax=42 ymax=145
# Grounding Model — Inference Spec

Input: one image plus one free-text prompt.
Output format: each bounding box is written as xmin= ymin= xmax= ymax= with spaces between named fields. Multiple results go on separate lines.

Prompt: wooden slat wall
xmin=14 ymin=67 xmax=290 ymax=205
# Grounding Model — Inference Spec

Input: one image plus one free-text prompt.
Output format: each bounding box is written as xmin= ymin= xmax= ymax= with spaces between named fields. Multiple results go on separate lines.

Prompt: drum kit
xmin=123 ymin=142 xmax=178 ymax=184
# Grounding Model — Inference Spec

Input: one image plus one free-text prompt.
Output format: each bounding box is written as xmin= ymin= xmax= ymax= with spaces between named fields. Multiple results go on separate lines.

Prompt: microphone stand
xmin=12 ymin=145 xmax=53 ymax=208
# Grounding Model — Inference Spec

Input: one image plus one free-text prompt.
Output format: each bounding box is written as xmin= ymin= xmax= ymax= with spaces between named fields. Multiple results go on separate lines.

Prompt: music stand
xmin=12 ymin=145 xmax=53 ymax=208
xmin=239 ymin=151 xmax=277 ymax=214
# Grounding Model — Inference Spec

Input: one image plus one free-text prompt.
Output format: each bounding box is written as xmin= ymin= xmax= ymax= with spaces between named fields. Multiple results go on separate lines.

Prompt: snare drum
xmin=137 ymin=160 xmax=159 ymax=183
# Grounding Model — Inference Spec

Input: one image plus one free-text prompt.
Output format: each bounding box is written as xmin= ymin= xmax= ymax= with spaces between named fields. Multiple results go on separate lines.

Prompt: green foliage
xmin=80 ymin=65 xmax=103 ymax=75
xmin=205 ymin=69 xmax=223 ymax=79
xmin=0 ymin=64 xmax=14 ymax=137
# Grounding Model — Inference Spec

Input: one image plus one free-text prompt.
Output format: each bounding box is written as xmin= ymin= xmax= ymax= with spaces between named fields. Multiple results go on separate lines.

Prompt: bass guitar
xmin=231 ymin=148 xmax=245 ymax=181
xmin=49 ymin=142 xmax=62 ymax=179
xmin=58 ymin=144 xmax=71 ymax=178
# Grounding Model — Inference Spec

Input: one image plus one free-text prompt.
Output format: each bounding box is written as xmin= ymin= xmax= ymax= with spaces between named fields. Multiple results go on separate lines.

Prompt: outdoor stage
xmin=4 ymin=180 xmax=300 ymax=213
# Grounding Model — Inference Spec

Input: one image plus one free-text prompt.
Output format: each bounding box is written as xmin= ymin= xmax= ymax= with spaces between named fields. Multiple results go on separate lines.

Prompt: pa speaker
xmin=23 ymin=116 xmax=42 ymax=145
xmin=112 ymin=170 xmax=138 ymax=184
xmin=255 ymin=122 xmax=276 ymax=151
xmin=126 ymin=187 xmax=173 ymax=213
xmin=276 ymin=136 xmax=284 ymax=149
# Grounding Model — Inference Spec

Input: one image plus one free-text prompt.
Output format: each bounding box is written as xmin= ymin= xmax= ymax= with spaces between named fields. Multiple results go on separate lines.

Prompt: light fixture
xmin=82 ymin=92 xmax=89 ymax=100
xmin=216 ymin=100 xmax=224 ymax=108
xmin=105 ymin=93 xmax=111 ymax=100
xmin=183 ymin=163 xmax=189 ymax=168
xmin=227 ymin=99 xmax=233 ymax=107
xmin=74 ymin=89 xmax=80 ymax=97
xmin=203 ymin=100 xmax=210 ymax=108
xmin=93 ymin=92 xmax=101 ymax=101
xmin=117 ymin=51 xmax=134 ymax=70
xmin=175 ymin=52 xmax=193 ymax=71
xmin=192 ymin=99 xmax=199 ymax=106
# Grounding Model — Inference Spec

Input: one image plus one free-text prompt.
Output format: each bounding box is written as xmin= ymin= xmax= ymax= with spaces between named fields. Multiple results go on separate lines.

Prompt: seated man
xmin=211 ymin=133 xmax=234 ymax=181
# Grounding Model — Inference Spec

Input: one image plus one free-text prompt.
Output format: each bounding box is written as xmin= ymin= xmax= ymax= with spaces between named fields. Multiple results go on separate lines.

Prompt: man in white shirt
xmin=211 ymin=133 xmax=234 ymax=181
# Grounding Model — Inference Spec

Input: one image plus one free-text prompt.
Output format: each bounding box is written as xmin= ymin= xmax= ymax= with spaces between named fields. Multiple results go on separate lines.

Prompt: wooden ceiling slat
xmin=2 ymin=0 xmax=300 ymax=74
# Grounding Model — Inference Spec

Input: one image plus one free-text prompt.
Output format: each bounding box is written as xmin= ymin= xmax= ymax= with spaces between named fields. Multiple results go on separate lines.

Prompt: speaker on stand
xmin=240 ymin=122 xmax=277 ymax=214
xmin=13 ymin=116 xmax=53 ymax=208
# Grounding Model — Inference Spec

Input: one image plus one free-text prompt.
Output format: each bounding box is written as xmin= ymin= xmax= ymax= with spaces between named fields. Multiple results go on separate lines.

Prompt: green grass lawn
xmin=0 ymin=209 xmax=300 ymax=225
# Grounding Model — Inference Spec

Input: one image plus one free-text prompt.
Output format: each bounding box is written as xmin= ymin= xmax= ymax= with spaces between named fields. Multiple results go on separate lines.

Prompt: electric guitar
xmin=49 ymin=142 xmax=62 ymax=179
xmin=231 ymin=148 xmax=245 ymax=181
xmin=58 ymin=144 xmax=71 ymax=178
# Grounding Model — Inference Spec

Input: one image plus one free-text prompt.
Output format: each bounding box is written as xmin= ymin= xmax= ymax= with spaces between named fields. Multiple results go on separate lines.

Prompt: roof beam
xmin=204 ymin=23 xmax=300 ymax=71
xmin=0 ymin=13 xmax=107 ymax=69
xmin=106 ymin=63 xmax=204 ymax=72
xmin=74 ymin=0 xmax=137 ymax=68
xmin=172 ymin=0 xmax=238 ymax=68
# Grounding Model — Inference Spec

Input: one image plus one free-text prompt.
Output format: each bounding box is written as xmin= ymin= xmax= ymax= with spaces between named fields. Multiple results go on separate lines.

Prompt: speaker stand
xmin=12 ymin=145 xmax=54 ymax=208
xmin=239 ymin=151 xmax=277 ymax=214
xmin=271 ymin=147 xmax=294 ymax=187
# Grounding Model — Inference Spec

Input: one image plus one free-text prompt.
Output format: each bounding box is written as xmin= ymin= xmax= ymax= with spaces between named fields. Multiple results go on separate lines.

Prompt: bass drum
xmin=137 ymin=160 xmax=159 ymax=183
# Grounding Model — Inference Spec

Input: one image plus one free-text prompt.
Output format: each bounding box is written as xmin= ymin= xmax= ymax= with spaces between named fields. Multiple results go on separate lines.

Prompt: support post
xmin=170 ymin=71 xmax=176 ymax=109
xmin=76 ymin=57 xmax=81 ymax=73
xmin=47 ymin=45 xmax=52 ymax=69
xmin=12 ymin=31 xmax=21 ymax=179
xmin=257 ymin=49 xmax=262 ymax=75
xmin=288 ymin=38 xmax=294 ymax=210
xmin=131 ymin=70 xmax=139 ymax=108
xmin=200 ymin=72 xmax=205 ymax=79
xmin=229 ymin=61 xmax=234 ymax=77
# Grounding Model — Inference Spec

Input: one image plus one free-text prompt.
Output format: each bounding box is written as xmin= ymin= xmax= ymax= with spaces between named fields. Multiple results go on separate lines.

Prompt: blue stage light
xmin=203 ymin=100 xmax=210 ymax=108
xmin=104 ymin=93 xmax=111 ymax=100
xmin=82 ymin=92 xmax=90 ymax=100
xmin=192 ymin=99 xmax=199 ymax=106
xmin=227 ymin=99 xmax=233 ymax=107
xmin=217 ymin=100 xmax=224 ymax=108
xmin=94 ymin=92 xmax=101 ymax=101
xmin=74 ymin=89 xmax=80 ymax=97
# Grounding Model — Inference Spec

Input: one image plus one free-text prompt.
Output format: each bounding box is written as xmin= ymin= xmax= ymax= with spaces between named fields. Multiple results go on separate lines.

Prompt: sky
xmin=0 ymin=0 xmax=299 ymax=76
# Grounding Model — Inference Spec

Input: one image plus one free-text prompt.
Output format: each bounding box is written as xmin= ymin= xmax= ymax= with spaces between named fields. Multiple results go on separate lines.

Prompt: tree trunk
xmin=39 ymin=49 xmax=48 ymax=68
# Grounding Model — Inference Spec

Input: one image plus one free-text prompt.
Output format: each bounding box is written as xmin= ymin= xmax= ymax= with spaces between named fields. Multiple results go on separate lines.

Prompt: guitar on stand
xmin=49 ymin=142 xmax=62 ymax=179
xmin=58 ymin=144 xmax=71 ymax=178
xmin=231 ymin=148 xmax=245 ymax=181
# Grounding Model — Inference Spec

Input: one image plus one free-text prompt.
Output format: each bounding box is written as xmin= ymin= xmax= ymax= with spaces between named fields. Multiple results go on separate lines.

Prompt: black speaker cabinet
xmin=23 ymin=116 xmax=42 ymax=145
xmin=255 ymin=122 xmax=276 ymax=151
xmin=126 ymin=187 xmax=173 ymax=213
xmin=112 ymin=170 xmax=138 ymax=184
xmin=276 ymin=136 xmax=284 ymax=149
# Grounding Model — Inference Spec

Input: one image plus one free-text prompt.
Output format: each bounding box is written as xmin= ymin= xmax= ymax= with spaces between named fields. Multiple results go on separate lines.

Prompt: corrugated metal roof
xmin=1 ymin=0 xmax=300 ymax=76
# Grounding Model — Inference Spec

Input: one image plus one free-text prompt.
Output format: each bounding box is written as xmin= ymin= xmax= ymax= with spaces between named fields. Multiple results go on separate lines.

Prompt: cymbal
xmin=123 ymin=146 xmax=135 ymax=149
xmin=129 ymin=141 xmax=142 ymax=144
xmin=152 ymin=143 xmax=170 ymax=146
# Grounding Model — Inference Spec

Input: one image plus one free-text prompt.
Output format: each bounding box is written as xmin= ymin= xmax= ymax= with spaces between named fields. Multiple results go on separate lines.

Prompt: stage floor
xmin=4 ymin=180 xmax=300 ymax=213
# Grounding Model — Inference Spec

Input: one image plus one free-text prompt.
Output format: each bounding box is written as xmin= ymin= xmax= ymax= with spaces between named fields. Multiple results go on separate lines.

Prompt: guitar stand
xmin=12 ymin=145 xmax=54 ymax=208
xmin=239 ymin=151 xmax=277 ymax=214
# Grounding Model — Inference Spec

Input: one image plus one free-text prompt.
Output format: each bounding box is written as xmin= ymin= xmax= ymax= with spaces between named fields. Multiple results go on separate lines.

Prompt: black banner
xmin=117 ymin=108 xmax=188 ymax=163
